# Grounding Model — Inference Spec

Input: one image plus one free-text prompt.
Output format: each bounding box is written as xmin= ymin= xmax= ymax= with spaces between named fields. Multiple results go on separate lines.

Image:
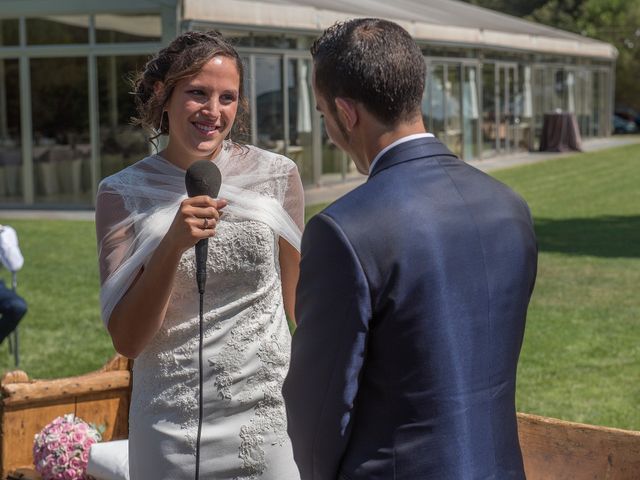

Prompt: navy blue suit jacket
xmin=282 ymin=137 xmax=538 ymax=479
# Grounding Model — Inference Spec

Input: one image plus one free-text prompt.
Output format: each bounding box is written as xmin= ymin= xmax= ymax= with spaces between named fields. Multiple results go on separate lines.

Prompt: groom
xmin=282 ymin=18 xmax=538 ymax=479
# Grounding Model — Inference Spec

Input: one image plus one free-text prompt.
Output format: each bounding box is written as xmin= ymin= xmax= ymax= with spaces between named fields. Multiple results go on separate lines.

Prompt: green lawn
xmin=0 ymin=220 xmax=114 ymax=379
xmin=493 ymin=145 xmax=640 ymax=431
xmin=0 ymin=143 xmax=638 ymax=430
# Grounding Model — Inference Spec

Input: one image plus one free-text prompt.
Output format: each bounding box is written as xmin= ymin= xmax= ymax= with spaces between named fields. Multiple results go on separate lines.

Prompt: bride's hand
xmin=165 ymin=195 xmax=228 ymax=252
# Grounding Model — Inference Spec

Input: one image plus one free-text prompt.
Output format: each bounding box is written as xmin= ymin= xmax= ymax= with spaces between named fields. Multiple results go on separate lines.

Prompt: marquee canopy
xmin=184 ymin=0 xmax=617 ymax=59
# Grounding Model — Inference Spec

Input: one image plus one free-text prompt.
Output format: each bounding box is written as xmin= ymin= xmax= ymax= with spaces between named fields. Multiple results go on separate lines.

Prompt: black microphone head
xmin=185 ymin=160 xmax=222 ymax=198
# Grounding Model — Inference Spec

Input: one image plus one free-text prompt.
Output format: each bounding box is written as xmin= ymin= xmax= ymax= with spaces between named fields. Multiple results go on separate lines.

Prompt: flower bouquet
xmin=33 ymin=414 xmax=103 ymax=480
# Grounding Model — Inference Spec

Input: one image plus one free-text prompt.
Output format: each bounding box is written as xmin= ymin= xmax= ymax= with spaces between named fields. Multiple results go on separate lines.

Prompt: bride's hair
xmin=131 ymin=30 xmax=250 ymax=146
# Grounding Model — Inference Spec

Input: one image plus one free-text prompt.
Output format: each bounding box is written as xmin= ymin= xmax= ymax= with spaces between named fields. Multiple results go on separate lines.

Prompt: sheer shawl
xmin=96 ymin=141 xmax=304 ymax=327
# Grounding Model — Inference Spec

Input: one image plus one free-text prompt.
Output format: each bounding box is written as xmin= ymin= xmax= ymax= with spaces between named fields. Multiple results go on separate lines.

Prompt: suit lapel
xmin=369 ymin=137 xmax=458 ymax=179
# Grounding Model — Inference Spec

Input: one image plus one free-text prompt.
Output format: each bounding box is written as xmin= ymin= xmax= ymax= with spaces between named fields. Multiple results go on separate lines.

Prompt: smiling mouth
xmin=193 ymin=122 xmax=222 ymax=133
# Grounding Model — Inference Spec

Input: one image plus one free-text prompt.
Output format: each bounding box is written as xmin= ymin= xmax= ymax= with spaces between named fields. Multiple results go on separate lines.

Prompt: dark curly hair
xmin=311 ymin=19 xmax=425 ymax=125
xmin=131 ymin=30 xmax=249 ymax=145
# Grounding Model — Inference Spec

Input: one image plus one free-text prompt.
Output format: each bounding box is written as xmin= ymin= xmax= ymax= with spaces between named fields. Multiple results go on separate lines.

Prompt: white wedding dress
xmin=96 ymin=142 xmax=303 ymax=480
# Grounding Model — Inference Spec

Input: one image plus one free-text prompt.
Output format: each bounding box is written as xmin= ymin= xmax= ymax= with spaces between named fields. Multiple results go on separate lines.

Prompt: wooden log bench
xmin=1 ymin=356 xmax=131 ymax=479
xmin=1 ymin=356 xmax=639 ymax=479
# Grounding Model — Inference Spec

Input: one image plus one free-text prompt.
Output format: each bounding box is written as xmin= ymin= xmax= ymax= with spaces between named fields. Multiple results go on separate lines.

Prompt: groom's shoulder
xmin=320 ymin=179 xmax=378 ymax=221
xmin=305 ymin=182 xmax=382 ymax=247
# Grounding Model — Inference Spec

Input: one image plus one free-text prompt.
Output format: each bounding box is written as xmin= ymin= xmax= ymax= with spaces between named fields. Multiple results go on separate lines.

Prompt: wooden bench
xmin=1 ymin=355 xmax=131 ymax=479
xmin=518 ymin=412 xmax=640 ymax=478
xmin=1 ymin=356 xmax=639 ymax=479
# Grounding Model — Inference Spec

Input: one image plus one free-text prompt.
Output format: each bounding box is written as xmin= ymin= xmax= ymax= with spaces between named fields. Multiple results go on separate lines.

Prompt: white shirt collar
xmin=369 ymin=133 xmax=435 ymax=174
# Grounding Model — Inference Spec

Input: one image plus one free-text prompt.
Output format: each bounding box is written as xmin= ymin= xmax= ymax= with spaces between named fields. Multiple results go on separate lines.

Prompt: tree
xmin=460 ymin=0 xmax=548 ymax=17
xmin=529 ymin=0 xmax=640 ymax=109
xmin=577 ymin=0 xmax=640 ymax=109
xmin=527 ymin=0 xmax=588 ymax=33
xmin=464 ymin=0 xmax=640 ymax=110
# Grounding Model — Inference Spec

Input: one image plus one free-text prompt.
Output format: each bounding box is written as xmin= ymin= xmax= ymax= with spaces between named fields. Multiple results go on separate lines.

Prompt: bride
xmin=95 ymin=31 xmax=303 ymax=479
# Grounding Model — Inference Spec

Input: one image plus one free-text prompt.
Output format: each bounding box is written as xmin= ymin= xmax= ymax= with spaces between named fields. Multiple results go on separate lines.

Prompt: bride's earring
xmin=158 ymin=111 xmax=166 ymax=134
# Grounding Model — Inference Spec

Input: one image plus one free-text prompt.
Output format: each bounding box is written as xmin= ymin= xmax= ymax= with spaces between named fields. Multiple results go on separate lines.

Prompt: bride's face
xmin=164 ymin=56 xmax=240 ymax=163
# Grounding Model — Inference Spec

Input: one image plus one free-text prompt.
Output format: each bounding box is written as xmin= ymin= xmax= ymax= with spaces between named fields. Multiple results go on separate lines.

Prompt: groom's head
xmin=311 ymin=19 xmax=426 ymax=172
xmin=311 ymin=19 xmax=425 ymax=124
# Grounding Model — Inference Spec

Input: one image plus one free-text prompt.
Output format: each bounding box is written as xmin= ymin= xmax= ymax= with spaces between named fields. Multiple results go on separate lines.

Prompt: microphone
xmin=185 ymin=160 xmax=222 ymax=295
xmin=184 ymin=160 xmax=222 ymax=480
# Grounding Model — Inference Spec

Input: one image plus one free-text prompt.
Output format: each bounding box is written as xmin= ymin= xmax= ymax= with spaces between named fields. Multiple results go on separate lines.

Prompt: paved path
xmin=304 ymin=135 xmax=640 ymax=206
xmin=1 ymin=135 xmax=639 ymax=221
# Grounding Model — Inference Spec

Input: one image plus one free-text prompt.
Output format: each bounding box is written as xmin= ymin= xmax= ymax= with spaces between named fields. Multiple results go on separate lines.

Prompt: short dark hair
xmin=132 ymin=30 xmax=249 ymax=144
xmin=311 ymin=18 xmax=425 ymax=125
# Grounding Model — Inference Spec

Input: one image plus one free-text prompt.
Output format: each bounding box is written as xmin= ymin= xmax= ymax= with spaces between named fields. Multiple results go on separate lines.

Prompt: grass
xmin=0 ymin=143 xmax=638 ymax=430
xmin=492 ymin=145 xmax=640 ymax=431
xmin=0 ymin=220 xmax=113 ymax=379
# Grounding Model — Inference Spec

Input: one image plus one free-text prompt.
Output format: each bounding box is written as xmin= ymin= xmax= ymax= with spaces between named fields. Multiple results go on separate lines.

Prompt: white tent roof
xmin=184 ymin=0 xmax=617 ymax=59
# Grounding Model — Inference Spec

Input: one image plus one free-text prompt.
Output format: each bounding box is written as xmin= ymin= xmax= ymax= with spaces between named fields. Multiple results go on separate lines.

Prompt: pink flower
xmin=33 ymin=415 xmax=102 ymax=480
xmin=68 ymin=458 xmax=82 ymax=471
xmin=63 ymin=468 xmax=78 ymax=480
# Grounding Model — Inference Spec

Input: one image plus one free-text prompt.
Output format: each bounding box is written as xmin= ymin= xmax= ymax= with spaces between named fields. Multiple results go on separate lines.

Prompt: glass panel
xmin=214 ymin=29 xmax=299 ymax=49
xmin=592 ymin=70 xmax=601 ymax=136
xmin=462 ymin=65 xmax=479 ymax=160
xmin=575 ymin=69 xmax=591 ymax=138
xmin=0 ymin=19 xmax=19 ymax=46
xmin=584 ymin=70 xmax=594 ymax=138
xmin=431 ymin=65 xmax=445 ymax=142
xmin=517 ymin=65 xmax=533 ymax=151
xmin=566 ymin=71 xmax=576 ymax=113
xmin=287 ymin=58 xmax=314 ymax=184
xmin=95 ymin=14 xmax=161 ymax=43
xmin=251 ymin=35 xmax=296 ymax=49
xmin=532 ymin=67 xmax=545 ymax=150
xmin=497 ymin=66 xmax=506 ymax=152
xmin=481 ymin=63 xmax=496 ymax=156
xmin=320 ymin=117 xmax=350 ymax=181
xmin=255 ymin=56 xmax=283 ymax=151
xmin=31 ymin=57 xmax=91 ymax=204
xmin=423 ymin=46 xmax=473 ymax=58
xmin=0 ymin=59 xmax=22 ymax=203
xmin=552 ymin=69 xmax=565 ymax=111
xmin=421 ymin=65 xmax=432 ymax=132
xmin=221 ymin=30 xmax=253 ymax=48
xmin=505 ymin=66 xmax=517 ymax=152
xmin=236 ymin=56 xmax=251 ymax=145
xmin=600 ymin=71 xmax=610 ymax=136
xmin=27 ymin=16 xmax=89 ymax=45
xmin=445 ymin=65 xmax=462 ymax=157
xmin=98 ymin=55 xmax=150 ymax=180
xmin=544 ymin=68 xmax=555 ymax=114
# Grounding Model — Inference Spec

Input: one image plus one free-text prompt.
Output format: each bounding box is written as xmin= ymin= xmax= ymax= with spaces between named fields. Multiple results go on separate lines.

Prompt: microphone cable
xmin=195 ymin=291 xmax=204 ymax=479
xmin=184 ymin=159 xmax=222 ymax=480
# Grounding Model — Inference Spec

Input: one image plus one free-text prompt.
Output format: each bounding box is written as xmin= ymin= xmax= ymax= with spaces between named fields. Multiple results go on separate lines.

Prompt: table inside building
xmin=539 ymin=112 xmax=583 ymax=152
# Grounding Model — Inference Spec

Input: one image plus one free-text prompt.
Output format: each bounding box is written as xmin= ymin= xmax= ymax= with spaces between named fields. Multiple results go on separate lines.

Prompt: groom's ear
xmin=335 ymin=97 xmax=358 ymax=132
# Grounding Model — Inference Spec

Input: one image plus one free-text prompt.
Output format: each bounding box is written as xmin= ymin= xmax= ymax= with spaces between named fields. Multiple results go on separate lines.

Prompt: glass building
xmin=0 ymin=0 xmax=616 ymax=207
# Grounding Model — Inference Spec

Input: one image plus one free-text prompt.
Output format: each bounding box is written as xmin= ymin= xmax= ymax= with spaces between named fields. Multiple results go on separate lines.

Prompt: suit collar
xmin=368 ymin=133 xmax=435 ymax=174
xmin=368 ymin=136 xmax=458 ymax=178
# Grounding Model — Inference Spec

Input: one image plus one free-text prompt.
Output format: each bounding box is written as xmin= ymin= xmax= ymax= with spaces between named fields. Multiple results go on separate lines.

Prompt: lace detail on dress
xmin=163 ymin=350 xmax=200 ymax=450
xmin=237 ymin=329 xmax=290 ymax=478
xmin=131 ymin=311 xmax=203 ymax=451
xmin=203 ymin=277 xmax=291 ymax=479
xmin=116 ymin=143 xmax=301 ymax=478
